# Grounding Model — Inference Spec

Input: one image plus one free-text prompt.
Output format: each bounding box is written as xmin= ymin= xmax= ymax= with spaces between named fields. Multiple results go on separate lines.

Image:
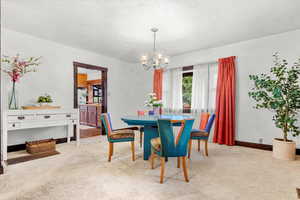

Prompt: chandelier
xmin=141 ymin=28 xmax=169 ymax=70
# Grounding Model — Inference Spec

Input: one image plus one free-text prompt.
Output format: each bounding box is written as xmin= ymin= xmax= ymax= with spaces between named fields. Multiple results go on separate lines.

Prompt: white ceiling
xmin=2 ymin=0 xmax=300 ymax=63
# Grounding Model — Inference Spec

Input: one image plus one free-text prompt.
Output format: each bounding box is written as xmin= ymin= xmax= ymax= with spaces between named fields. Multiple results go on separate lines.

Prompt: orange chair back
xmin=199 ymin=112 xmax=210 ymax=130
xmin=137 ymin=110 xmax=145 ymax=116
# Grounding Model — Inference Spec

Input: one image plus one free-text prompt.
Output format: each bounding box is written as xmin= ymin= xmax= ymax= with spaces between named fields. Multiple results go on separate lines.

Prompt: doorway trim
xmin=73 ymin=62 xmax=108 ymax=136
xmin=0 ymin=54 xmax=3 ymax=174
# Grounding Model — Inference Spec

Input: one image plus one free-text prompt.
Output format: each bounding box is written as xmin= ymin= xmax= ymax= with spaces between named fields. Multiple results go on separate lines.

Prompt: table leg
xmin=143 ymin=125 xmax=159 ymax=160
xmin=76 ymin=121 xmax=80 ymax=146
xmin=3 ymin=115 xmax=8 ymax=162
xmin=67 ymin=123 xmax=72 ymax=143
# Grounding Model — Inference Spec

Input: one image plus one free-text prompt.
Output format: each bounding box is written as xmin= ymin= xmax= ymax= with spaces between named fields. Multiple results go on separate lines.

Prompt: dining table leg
xmin=143 ymin=125 xmax=159 ymax=160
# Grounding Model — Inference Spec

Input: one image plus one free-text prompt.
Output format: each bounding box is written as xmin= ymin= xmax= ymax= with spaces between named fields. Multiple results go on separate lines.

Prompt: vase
xmin=153 ymin=107 xmax=160 ymax=115
xmin=8 ymin=81 xmax=19 ymax=110
xmin=148 ymin=110 xmax=155 ymax=116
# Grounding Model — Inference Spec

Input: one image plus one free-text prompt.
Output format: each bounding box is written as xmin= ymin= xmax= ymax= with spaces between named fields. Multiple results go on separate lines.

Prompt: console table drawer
xmin=36 ymin=114 xmax=68 ymax=121
xmin=7 ymin=115 xmax=36 ymax=122
xmin=8 ymin=122 xmax=21 ymax=129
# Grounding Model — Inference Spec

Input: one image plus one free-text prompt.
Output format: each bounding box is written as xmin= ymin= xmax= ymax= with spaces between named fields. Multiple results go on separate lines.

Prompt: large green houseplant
xmin=249 ymin=53 xmax=300 ymax=160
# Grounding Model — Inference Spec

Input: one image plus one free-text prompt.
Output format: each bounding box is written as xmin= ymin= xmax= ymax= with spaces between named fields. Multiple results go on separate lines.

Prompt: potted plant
xmin=37 ymin=94 xmax=53 ymax=106
xmin=1 ymin=54 xmax=41 ymax=109
xmin=145 ymin=93 xmax=163 ymax=115
xmin=249 ymin=53 xmax=300 ymax=160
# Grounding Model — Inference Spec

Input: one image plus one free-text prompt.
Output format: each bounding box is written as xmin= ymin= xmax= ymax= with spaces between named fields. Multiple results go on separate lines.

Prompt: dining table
xmin=121 ymin=115 xmax=193 ymax=160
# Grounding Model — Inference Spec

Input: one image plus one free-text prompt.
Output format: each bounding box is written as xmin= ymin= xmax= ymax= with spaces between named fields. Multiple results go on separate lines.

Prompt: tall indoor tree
xmin=249 ymin=53 xmax=300 ymax=160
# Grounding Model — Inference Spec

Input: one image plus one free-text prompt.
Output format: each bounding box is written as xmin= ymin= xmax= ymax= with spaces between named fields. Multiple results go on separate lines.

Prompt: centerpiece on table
xmin=248 ymin=53 xmax=300 ymax=160
xmin=145 ymin=93 xmax=163 ymax=115
xmin=22 ymin=94 xmax=60 ymax=110
xmin=37 ymin=94 xmax=53 ymax=106
xmin=1 ymin=54 xmax=41 ymax=109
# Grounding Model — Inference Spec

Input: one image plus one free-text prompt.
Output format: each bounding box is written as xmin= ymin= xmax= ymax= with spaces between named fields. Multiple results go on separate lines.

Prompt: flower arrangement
xmin=1 ymin=54 xmax=41 ymax=109
xmin=144 ymin=93 xmax=163 ymax=108
xmin=1 ymin=54 xmax=41 ymax=82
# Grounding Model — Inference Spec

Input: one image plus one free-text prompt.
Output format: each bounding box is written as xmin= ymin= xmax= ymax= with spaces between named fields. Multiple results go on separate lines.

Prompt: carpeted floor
xmin=0 ymin=136 xmax=299 ymax=200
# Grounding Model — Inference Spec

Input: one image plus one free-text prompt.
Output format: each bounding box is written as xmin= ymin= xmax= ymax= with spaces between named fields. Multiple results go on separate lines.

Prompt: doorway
xmin=73 ymin=62 xmax=107 ymax=138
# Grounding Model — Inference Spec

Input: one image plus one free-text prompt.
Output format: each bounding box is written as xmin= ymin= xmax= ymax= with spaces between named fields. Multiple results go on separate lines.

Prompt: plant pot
xmin=272 ymin=138 xmax=296 ymax=161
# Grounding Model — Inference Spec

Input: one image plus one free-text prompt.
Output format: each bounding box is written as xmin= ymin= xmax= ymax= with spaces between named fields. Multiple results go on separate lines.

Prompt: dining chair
xmin=149 ymin=118 xmax=194 ymax=183
xmin=194 ymin=112 xmax=210 ymax=152
xmin=137 ymin=110 xmax=145 ymax=147
xmin=188 ymin=114 xmax=216 ymax=158
xmin=101 ymin=113 xmax=138 ymax=162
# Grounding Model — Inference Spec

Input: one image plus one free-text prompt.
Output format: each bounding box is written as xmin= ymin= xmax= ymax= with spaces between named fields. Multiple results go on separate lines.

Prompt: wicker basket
xmin=26 ymin=139 xmax=56 ymax=154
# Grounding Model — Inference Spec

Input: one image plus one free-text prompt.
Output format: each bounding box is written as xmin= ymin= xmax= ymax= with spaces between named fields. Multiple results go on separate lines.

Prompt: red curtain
xmin=213 ymin=56 xmax=236 ymax=146
xmin=153 ymin=69 xmax=163 ymax=100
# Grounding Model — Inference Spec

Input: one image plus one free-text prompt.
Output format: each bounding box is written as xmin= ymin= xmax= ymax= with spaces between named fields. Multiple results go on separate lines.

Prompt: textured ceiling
xmin=2 ymin=0 xmax=300 ymax=63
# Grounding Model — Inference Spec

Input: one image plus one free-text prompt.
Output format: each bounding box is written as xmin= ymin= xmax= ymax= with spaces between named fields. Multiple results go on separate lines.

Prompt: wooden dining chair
xmin=188 ymin=114 xmax=216 ymax=158
xmin=193 ymin=112 xmax=210 ymax=152
xmin=101 ymin=113 xmax=138 ymax=162
xmin=149 ymin=118 xmax=194 ymax=183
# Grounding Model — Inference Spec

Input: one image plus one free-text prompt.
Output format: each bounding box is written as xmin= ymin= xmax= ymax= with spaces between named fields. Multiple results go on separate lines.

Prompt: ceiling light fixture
xmin=141 ymin=28 xmax=169 ymax=70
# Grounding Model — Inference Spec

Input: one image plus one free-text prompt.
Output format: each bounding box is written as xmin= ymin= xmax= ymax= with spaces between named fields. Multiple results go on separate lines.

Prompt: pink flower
xmin=9 ymin=70 xmax=20 ymax=82
xmin=18 ymin=61 xmax=26 ymax=67
xmin=1 ymin=54 xmax=41 ymax=83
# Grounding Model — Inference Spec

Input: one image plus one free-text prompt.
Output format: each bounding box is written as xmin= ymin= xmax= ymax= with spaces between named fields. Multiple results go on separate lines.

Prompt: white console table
xmin=1 ymin=109 xmax=80 ymax=164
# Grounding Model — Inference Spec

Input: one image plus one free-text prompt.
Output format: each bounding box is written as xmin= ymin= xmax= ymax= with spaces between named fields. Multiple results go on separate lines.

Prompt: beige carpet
xmin=0 ymin=136 xmax=299 ymax=200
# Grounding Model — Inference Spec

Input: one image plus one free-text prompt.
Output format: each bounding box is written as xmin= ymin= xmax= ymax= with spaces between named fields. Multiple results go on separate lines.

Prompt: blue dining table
xmin=121 ymin=115 xmax=193 ymax=160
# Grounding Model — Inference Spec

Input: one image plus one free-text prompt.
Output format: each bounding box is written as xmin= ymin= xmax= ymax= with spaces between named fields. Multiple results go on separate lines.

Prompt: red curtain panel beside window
xmin=213 ymin=56 xmax=236 ymax=146
xmin=153 ymin=69 xmax=163 ymax=100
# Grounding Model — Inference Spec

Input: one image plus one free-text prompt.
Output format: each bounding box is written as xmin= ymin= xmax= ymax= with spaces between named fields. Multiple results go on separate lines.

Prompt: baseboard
xmin=235 ymin=140 xmax=300 ymax=155
xmin=7 ymin=137 xmax=76 ymax=153
xmin=0 ymin=164 xmax=3 ymax=175
xmin=7 ymin=151 xmax=60 ymax=165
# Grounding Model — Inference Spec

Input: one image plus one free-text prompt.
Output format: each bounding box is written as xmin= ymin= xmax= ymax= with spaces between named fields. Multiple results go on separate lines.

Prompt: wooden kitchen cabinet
xmin=79 ymin=105 xmax=88 ymax=125
xmin=77 ymin=73 xmax=88 ymax=88
xmin=87 ymin=105 xmax=97 ymax=127
xmin=79 ymin=104 xmax=101 ymax=129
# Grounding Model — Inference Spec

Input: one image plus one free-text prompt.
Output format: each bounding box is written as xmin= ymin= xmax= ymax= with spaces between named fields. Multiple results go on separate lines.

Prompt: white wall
xmin=168 ymin=29 xmax=300 ymax=148
xmin=1 ymin=28 xmax=151 ymax=145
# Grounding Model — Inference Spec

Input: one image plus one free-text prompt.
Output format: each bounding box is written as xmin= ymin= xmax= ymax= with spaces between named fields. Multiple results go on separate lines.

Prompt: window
xmin=191 ymin=63 xmax=218 ymax=113
xmin=162 ymin=62 xmax=217 ymax=114
xmin=182 ymin=66 xmax=193 ymax=113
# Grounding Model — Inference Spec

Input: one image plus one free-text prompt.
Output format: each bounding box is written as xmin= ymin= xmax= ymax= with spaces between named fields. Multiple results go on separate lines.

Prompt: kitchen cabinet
xmin=77 ymin=73 xmax=87 ymax=88
xmin=79 ymin=105 xmax=88 ymax=125
xmin=79 ymin=104 xmax=101 ymax=129
xmin=87 ymin=106 xmax=97 ymax=127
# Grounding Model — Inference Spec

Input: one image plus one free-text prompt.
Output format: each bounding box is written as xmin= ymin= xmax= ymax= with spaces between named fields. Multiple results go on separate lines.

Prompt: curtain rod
xmin=165 ymin=60 xmax=218 ymax=71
